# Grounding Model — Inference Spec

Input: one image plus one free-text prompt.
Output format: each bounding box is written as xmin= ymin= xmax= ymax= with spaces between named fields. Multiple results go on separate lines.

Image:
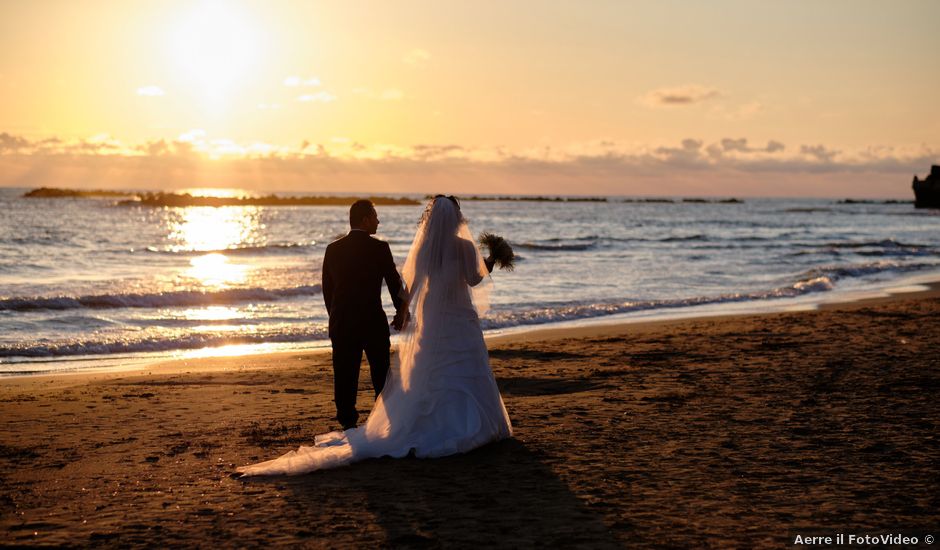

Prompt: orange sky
xmin=1 ymin=0 xmax=938 ymax=197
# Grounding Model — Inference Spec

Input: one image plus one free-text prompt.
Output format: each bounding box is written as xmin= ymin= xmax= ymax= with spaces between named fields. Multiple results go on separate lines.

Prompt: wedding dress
xmin=237 ymin=197 xmax=512 ymax=476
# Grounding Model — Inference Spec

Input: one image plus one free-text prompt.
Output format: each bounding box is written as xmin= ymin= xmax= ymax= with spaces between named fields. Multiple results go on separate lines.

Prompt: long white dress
xmin=237 ymin=198 xmax=512 ymax=476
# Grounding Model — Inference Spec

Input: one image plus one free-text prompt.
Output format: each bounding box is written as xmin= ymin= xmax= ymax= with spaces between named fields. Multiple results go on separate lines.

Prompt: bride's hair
xmin=435 ymin=194 xmax=460 ymax=209
xmin=419 ymin=195 xmax=464 ymax=228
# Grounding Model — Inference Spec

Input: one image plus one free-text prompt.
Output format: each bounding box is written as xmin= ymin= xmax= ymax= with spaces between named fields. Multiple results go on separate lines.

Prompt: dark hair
xmin=434 ymin=194 xmax=460 ymax=210
xmin=419 ymin=194 xmax=464 ymax=227
xmin=349 ymin=199 xmax=375 ymax=227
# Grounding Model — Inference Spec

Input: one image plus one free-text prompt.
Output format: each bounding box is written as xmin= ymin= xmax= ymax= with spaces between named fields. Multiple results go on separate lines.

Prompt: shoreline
xmin=1 ymin=277 xmax=938 ymax=391
xmin=3 ymin=271 xmax=940 ymax=382
xmin=1 ymin=282 xmax=937 ymax=546
xmin=0 ymin=274 xmax=940 ymax=386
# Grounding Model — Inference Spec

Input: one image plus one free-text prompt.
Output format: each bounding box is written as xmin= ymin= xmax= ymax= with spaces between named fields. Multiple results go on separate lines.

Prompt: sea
xmin=2 ymin=187 xmax=939 ymax=375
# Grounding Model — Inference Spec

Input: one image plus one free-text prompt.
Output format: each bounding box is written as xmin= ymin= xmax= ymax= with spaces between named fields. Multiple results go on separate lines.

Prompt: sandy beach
xmin=2 ymin=291 xmax=938 ymax=547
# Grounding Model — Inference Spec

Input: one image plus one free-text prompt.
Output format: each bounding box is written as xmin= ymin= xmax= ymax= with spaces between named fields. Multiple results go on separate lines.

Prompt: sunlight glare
xmin=168 ymin=205 xmax=260 ymax=252
xmin=181 ymin=305 xmax=242 ymax=321
xmin=169 ymin=1 xmax=264 ymax=110
xmin=186 ymin=253 xmax=248 ymax=287
xmin=179 ymin=342 xmax=276 ymax=360
xmin=167 ymin=205 xmax=259 ymax=287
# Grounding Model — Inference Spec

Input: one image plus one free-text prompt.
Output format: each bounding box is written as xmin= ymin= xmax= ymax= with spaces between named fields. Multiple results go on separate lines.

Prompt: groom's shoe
xmin=336 ymin=414 xmax=358 ymax=431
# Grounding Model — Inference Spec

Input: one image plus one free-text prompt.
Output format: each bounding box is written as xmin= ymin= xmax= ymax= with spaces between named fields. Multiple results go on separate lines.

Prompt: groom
xmin=322 ymin=200 xmax=408 ymax=429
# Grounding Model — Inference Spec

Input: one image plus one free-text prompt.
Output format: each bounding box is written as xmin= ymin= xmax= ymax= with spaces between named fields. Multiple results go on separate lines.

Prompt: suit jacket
xmin=322 ymin=230 xmax=405 ymax=341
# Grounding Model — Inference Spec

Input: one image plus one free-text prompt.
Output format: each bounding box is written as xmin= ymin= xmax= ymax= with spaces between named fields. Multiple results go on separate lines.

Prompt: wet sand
xmin=1 ymin=293 xmax=938 ymax=547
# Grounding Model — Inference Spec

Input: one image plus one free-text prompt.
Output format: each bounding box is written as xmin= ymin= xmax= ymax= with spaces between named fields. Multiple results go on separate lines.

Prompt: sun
xmin=168 ymin=1 xmax=264 ymax=110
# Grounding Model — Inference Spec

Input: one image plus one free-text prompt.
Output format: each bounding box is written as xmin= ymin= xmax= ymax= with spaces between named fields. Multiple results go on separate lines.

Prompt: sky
xmin=0 ymin=0 xmax=938 ymax=198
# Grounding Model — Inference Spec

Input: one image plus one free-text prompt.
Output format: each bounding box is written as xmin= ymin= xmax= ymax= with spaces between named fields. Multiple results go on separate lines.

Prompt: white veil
xmin=396 ymin=196 xmax=492 ymax=390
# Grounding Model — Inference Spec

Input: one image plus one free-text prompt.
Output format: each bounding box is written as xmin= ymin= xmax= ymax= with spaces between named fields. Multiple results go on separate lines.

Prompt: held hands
xmin=391 ymin=307 xmax=410 ymax=332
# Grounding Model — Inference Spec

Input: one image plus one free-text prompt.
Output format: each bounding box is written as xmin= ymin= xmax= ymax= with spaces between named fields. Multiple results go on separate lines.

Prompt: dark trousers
xmin=330 ymin=334 xmax=390 ymax=428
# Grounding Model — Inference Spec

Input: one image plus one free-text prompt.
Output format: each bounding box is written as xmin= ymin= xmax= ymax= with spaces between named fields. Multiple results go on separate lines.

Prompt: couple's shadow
xmin=252 ymin=438 xmax=616 ymax=547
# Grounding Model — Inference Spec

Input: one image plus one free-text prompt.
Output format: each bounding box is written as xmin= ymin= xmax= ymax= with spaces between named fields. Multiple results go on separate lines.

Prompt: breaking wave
xmin=480 ymin=260 xmax=932 ymax=330
xmin=0 ymin=285 xmax=322 ymax=312
xmin=0 ymin=327 xmax=328 ymax=358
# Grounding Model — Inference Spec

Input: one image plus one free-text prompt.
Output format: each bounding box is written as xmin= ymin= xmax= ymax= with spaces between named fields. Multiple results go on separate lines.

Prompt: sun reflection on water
xmin=166 ymin=205 xmax=261 ymax=289
xmin=168 ymin=205 xmax=261 ymax=252
xmin=180 ymin=305 xmax=241 ymax=321
xmin=185 ymin=253 xmax=247 ymax=287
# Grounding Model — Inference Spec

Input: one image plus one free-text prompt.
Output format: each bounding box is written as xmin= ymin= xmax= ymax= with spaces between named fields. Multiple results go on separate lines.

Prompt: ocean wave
xmin=516 ymin=234 xmax=819 ymax=251
xmin=480 ymin=293 xmax=763 ymax=331
xmin=143 ymin=242 xmax=318 ymax=256
xmin=812 ymin=239 xmax=928 ymax=250
xmin=515 ymin=241 xmax=597 ymax=251
xmin=783 ymin=207 xmax=833 ymax=213
xmin=0 ymin=327 xmax=329 ymax=358
xmin=856 ymin=248 xmax=935 ymax=258
xmin=794 ymin=261 xmax=930 ymax=284
xmin=0 ymin=285 xmax=322 ymax=312
xmin=515 ymin=234 xmax=722 ymax=251
xmin=787 ymin=239 xmax=935 ymax=257
xmin=481 ymin=260 xmax=935 ymax=330
xmin=659 ymin=234 xmax=708 ymax=242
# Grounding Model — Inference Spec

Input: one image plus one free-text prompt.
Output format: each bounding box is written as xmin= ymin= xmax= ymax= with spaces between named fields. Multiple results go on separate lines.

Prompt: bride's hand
xmin=391 ymin=308 xmax=410 ymax=331
xmin=484 ymin=256 xmax=496 ymax=274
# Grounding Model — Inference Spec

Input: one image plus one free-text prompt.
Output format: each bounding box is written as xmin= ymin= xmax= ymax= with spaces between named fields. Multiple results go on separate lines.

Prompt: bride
xmin=237 ymin=195 xmax=513 ymax=476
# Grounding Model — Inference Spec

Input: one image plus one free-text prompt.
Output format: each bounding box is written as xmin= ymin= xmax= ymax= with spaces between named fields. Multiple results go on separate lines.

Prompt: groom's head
xmin=349 ymin=199 xmax=379 ymax=234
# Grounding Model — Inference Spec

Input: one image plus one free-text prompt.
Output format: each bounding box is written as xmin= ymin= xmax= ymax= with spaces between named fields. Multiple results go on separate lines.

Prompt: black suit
xmin=322 ymin=230 xmax=404 ymax=428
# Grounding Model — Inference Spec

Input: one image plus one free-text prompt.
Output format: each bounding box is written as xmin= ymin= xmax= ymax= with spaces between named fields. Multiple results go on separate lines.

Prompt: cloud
xmin=639 ymin=85 xmax=719 ymax=107
xmin=136 ymin=86 xmax=165 ymax=97
xmin=403 ymin=49 xmax=431 ymax=65
xmin=283 ymin=76 xmax=321 ymax=87
xmin=720 ymin=138 xmax=750 ymax=152
xmin=411 ymin=144 xmax=467 ymax=161
xmin=653 ymin=139 xmax=705 ymax=167
xmin=714 ymin=138 xmax=785 ymax=154
xmin=0 ymin=131 xmax=936 ymax=198
xmin=297 ymin=92 xmax=336 ymax=103
xmin=0 ymin=132 xmax=31 ymax=153
xmin=800 ymin=144 xmax=839 ymax=163
xmin=178 ymin=129 xmax=207 ymax=142
xmin=766 ymin=141 xmax=785 ymax=153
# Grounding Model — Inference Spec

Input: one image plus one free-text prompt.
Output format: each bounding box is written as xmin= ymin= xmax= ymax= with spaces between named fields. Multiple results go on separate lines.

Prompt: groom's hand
xmin=392 ymin=308 xmax=410 ymax=331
